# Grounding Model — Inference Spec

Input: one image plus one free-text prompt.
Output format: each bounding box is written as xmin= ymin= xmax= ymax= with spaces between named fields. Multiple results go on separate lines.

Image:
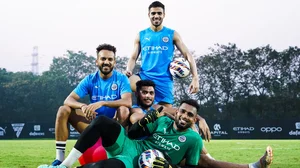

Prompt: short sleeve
xmin=73 ymin=76 xmax=90 ymax=98
xmin=185 ymin=134 xmax=203 ymax=165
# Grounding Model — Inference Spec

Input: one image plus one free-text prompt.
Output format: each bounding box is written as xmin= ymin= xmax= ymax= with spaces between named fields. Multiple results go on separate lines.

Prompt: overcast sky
xmin=0 ymin=0 xmax=299 ymax=73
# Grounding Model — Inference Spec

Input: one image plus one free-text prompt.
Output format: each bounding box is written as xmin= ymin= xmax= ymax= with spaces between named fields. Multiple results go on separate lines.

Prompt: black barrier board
xmin=1 ymin=120 xmax=299 ymax=139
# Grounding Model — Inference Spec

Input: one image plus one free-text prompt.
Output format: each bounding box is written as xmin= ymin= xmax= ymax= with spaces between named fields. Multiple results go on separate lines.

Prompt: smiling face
xmin=174 ymin=103 xmax=197 ymax=131
xmin=96 ymin=50 xmax=116 ymax=76
xmin=137 ymin=86 xmax=155 ymax=110
xmin=148 ymin=7 xmax=165 ymax=28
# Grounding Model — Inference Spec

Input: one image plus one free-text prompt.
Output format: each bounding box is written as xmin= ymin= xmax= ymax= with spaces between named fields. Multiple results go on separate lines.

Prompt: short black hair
xmin=136 ymin=80 xmax=156 ymax=93
xmin=180 ymin=99 xmax=200 ymax=113
xmin=96 ymin=43 xmax=116 ymax=56
xmin=148 ymin=1 xmax=165 ymax=12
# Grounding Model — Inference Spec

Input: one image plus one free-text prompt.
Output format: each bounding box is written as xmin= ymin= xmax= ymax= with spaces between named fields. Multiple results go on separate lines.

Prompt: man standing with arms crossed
xmin=125 ymin=1 xmax=199 ymax=107
xmin=51 ymin=43 xmax=132 ymax=166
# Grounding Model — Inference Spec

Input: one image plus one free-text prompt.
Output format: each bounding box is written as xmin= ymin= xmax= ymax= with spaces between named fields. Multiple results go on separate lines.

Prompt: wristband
xmin=80 ymin=104 xmax=86 ymax=109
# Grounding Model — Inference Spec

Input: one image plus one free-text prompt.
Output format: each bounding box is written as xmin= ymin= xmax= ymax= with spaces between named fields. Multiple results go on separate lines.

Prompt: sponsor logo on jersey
xmin=153 ymin=133 xmax=180 ymax=151
xmin=92 ymin=95 xmax=118 ymax=101
xmin=111 ymin=84 xmax=118 ymax=90
xmin=142 ymin=46 xmax=168 ymax=54
xmin=11 ymin=123 xmax=25 ymax=138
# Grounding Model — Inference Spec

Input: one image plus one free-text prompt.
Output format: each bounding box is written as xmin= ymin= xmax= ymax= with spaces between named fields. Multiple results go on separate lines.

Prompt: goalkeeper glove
xmin=152 ymin=157 xmax=172 ymax=168
xmin=138 ymin=106 xmax=163 ymax=127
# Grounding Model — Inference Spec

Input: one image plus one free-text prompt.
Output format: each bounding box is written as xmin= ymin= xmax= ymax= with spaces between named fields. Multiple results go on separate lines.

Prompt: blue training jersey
xmin=139 ymin=26 xmax=175 ymax=82
xmin=131 ymin=105 xmax=155 ymax=114
xmin=73 ymin=70 xmax=131 ymax=118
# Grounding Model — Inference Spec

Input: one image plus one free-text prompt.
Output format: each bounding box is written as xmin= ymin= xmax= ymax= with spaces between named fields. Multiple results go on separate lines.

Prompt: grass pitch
xmin=0 ymin=139 xmax=299 ymax=168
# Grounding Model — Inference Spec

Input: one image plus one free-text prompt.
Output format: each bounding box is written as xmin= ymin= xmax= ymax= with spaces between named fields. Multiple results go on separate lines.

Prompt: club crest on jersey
xmin=162 ymin=36 xmax=169 ymax=43
xmin=111 ymin=84 xmax=118 ymax=90
xmin=178 ymin=135 xmax=186 ymax=142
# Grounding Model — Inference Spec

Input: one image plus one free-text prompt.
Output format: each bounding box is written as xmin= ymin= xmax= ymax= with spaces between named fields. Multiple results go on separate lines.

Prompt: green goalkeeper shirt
xmin=137 ymin=116 xmax=203 ymax=166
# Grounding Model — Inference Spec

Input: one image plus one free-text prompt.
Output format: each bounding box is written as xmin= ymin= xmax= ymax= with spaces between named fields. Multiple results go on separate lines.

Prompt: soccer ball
xmin=169 ymin=57 xmax=190 ymax=78
xmin=138 ymin=149 xmax=165 ymax=168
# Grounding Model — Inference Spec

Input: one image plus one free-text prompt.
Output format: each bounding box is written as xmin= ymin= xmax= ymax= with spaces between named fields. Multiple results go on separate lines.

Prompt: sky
xmin=0 ymin=0 xmax=299 ymax=73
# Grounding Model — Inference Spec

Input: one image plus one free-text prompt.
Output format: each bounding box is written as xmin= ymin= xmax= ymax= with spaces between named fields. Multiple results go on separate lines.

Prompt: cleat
xmin=51 ymin=159 xmax=62 ymax=166
xmin=259 ymin=146 xmax=273 ymax=168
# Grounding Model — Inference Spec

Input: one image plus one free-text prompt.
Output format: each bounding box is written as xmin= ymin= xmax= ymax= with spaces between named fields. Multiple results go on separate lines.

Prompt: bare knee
xmin=130 ymin=113 xmax=145 ymax=124
xmin=116 ymin=106 xmax=130 ymax=125
xmin=56 ymin=105 xmax=72 ymax=119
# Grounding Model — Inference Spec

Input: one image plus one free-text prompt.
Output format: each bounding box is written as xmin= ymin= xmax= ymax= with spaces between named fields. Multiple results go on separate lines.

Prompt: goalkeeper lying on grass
xmin=38 ymin=99 xmax=273 ymax=168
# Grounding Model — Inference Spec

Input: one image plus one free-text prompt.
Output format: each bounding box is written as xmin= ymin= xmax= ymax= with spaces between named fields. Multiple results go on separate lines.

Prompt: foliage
xmin=194 ymin=44 xmax=300 ymax=120
xmin=0 ymin=45 xmax=299 ymax=122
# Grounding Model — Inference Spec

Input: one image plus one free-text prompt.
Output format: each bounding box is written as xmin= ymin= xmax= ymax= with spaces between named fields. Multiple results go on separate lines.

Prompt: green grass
xmin=203 ymin=140 xmax=300 ymax=168
xmin=0 ymin=139 xmax=299 ymax=168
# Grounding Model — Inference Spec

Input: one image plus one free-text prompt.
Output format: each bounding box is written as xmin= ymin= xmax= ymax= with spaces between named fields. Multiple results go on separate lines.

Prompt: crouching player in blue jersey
xmin=50 ymin=43 xmax=132 ymax=166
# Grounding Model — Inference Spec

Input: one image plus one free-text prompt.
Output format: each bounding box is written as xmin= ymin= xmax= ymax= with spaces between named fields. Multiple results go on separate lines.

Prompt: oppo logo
xmin=260 ymin=127 xmax=282 ymax=133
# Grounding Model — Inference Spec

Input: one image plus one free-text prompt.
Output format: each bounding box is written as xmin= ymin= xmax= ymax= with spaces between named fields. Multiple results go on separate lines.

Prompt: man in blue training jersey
xmin=125 ymin=1 xmax=199 ymax=108
xmin=50 ymin=43 xmax=132 ymax=166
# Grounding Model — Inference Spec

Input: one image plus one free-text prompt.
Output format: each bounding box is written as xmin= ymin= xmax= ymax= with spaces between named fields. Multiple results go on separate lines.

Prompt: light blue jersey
xmin=139 ymin=27 xmax=175 ymax=104
xmin=139 ymin=27 xmax=175 ymax=82
xmin=74 ymin=70 xmax=131 ymax=118
xmin=131 ymin=105 xmax=154 ymax=114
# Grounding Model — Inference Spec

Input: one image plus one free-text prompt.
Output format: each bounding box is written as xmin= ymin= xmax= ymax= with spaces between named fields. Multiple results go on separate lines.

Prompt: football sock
xmin=61 ymin=148 xmax=82 ymax=167
xmin=56 ymin=141 xmax=66 ymax=161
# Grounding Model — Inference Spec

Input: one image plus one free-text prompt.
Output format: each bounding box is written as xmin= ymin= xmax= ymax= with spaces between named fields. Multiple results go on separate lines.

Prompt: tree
xmin=47 ymin=50 xmax=97 ymax=87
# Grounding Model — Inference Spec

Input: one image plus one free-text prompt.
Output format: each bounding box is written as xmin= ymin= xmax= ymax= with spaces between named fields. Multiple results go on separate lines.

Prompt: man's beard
xmin=137 ymin=97 xmax=153 ymax=110
xmin=152 ymin=19 xmax=162 ymax=27
xmin=99 ymin=66 xmax=113 ymax=75
xmin=175 ymin=119 xmax=192 ymax=131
